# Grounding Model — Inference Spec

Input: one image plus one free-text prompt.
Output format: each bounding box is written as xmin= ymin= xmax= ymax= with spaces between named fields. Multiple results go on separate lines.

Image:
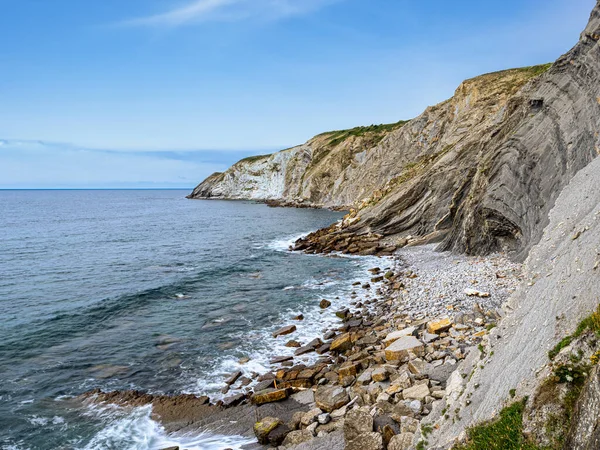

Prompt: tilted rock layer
xmin=190 ymin=3 xmax=600 ymax=260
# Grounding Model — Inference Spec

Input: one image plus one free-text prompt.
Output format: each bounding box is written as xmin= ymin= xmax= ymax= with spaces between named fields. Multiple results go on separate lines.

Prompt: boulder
xmin=402 ymin=384 xmax=430 ymax=401
xmin=426 ymin=318 xmax=452 ymax=334
xmin=315 ymin=386 xmax=350 ymax=412
xmin=387 ymin=433 xmax=414 ymax=450
xmin=225 ymin=370 xmax=242 ymax=385
xmin=252 ymin=388 xmax=289 ymax=405
xmin=330 ymin=333 xmax=352 ymax=352
xmin=385 ymin=336 xmax=424 ymax=361
xmin=268 ymin=424 xmax=291 ymax=446
xmin=273 ymin=325 xmax=297 ymax=338
xmin=282 ymin=430 xmax=314 ymax=446
xmin=320 ymin=299 xmax=332 ymax=309
xmin=345 ymin=432 xmax=383 ymax=450
xmin=301 ymin=407 xmax=323 ymax=427
xmin=344 ymin=409 xmax=374 ymax=441
xmin=372 ymin=367 xmax=390 ymax=382
xmin=383 ymin=327 xmax=417 ymax=347
xmin=253 ymin=417 xmax=282 ymax=444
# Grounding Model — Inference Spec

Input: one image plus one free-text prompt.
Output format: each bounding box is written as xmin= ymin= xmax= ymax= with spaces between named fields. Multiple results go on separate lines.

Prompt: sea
xmin=0 ymin=190 xmax=382 ymax=449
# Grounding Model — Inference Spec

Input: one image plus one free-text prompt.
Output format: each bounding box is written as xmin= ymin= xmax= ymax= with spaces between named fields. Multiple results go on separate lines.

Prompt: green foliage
xmin=549 ymin=304 xmax=600 ymax=360
xmin=453 ymin=400 xmax=542 ymax=450
xmin=238 ymin=154 xmax=271 ymax=164
xmin=320 ymin=120 xmax=409 ymax=148
xmin=509 ymin=389 xmax=516 ymax=398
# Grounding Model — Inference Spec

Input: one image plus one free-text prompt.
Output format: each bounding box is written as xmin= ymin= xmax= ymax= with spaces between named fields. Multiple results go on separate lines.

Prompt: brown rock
xmin=320 ymin=299 xmax=332 ymax=309
xmin=426 ymin=318 xmax=452 ymax=334
xmin=253 ymin=417 xmax=282 ymax=444
xmin=273 ymin=325 xmax=297 ymax=338
xmin=315 ymin=385 xmax=350 ymax=412
xmin=344 ymin=409 xmax=374 ymax=441
xmin=330 ymin=333 xmax=352 ymax=353
xmin=345 ymin=432 xmax=383 ymax=450
xmin=385 ymin=336 xmax=424 ymax=361
xmin=251 ymin=388 xmax=289 ymax=405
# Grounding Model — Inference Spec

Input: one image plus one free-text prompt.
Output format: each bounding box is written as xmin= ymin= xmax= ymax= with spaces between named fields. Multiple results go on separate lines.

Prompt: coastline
xmin=82 ymin=243 xmax=522 ymax=449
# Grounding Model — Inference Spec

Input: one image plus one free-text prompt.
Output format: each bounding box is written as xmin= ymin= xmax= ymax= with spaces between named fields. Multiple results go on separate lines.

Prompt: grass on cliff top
xmin=454 ymin=400 xmax=542 ymax=450
xmin=319 ymin=120 xmax=409 ymax=148
xmin=238 ymin=153 xmax=272 ymax=164
xmin=549 ymin=304 xmax=600 ymax=360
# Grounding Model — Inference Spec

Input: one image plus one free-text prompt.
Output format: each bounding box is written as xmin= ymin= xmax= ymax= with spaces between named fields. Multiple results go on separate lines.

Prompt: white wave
xmin=81 ymin=404 xmax=252 ymax=450
xmin=263 ymin=232 xmax=311 ymax=252
xmin=185 ymin=254 xmax=393 ymax=400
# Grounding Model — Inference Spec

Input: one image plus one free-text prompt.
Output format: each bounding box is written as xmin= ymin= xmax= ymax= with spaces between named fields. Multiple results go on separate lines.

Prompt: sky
xmin=0 ymin=0 xmax=595 ymax=188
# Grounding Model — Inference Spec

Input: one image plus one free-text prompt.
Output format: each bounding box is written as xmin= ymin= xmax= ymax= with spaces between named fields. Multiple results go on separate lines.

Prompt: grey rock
xmin=344 ymin=432 xmax=383 ymax=450
xmin=343 ymin=409 xmax=373 ymax=442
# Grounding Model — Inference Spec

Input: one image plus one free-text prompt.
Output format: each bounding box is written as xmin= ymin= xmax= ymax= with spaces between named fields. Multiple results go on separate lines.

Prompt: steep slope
xmin=188 ymin=67 xmax=548 ymax=212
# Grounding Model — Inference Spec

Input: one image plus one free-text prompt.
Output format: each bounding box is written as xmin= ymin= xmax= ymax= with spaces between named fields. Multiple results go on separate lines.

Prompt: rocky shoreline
xmin=81 ymin=245 xmax=521 ymax=450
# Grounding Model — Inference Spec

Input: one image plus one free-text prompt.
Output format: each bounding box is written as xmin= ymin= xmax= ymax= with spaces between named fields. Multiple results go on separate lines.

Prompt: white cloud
xmin=122 ymin=0 xmax=340 ymax=27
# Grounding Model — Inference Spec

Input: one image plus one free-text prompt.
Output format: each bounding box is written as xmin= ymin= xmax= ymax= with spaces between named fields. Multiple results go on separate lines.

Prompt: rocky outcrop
xmin=190 ymin=2 xmax=600 ymax=261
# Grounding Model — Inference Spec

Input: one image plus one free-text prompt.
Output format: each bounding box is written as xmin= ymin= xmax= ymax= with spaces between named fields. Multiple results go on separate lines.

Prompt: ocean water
xmin=0 ymin=190 xmax=380 ymax=449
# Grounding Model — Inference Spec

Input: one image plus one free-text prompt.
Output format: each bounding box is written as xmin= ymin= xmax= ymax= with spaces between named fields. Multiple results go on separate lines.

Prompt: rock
xmin=402 ymin=384 xmax=430 ymax=401
xmin=320 ymin=299 xmax=332 ymax=309
xmin=221 ymin=393 xmax=245 ymax=407
xmin=391 ymin=402 xmax=415 ymax=421
xmin=225 ymin=370 xmax=242 ymax=385
xmin=357 ymin=368 xmax=374 ymax=385
xmin=160 ymin=447 xmax=179 ymax=450
xmin=318 ymin=413 xmax=332 ymax=424
xmin=383 ymin=327 xmax=418 ymax=347
xmin=330 ymin=333 xmax=352 ymax=353
xmin=293 ymin=314 xmax=305 ymax=321
xmin=344 ymin=409 xmax=374 ymax=441
xmin=338 ymin=362 xmax=361 ymax=378
xmin=387 ymin=433 xmax=414 ymax=450
xmin=315 ymin=385 xmax=350 ymax=412
xmin=295 ymin=345 xmax=316 ymax=356
xmin=400 ymin=417 xmax=419 ymax=434
xmin=252 ymin=388 xmax=289 ymax=405
xmin=464 ymin=288 xmax=490 ymax=298
xmin=301 ymin=407 xmax=323 ymax=427
xmin=254 ymin=417 xmax=282 ymax=444
xmin=422 ymin=332 xmax=439 ymax=343
xmin=371 ymin=367 xmax=390 ymax=382
xmin=268 ymin=424 xmax=291 ymax=446
xmin=270 ymin=355 xmax=293 ymax=364
xmin=426 ymin=318 xmax=452 ymax=334
xmin=290 ymin=411 xmax=305 ymax=430
xmin=408 ymin=400 xmax=422 ymax=414
xmin=285 ymin=340 xmax=302 ymax=348
xmin=282 ymin=430 xmax=314 ymax=447
xmin=385 ymin=336 xmax=424 ymax=361
xmin=345 ymin=432 xmax=383 ymax=450
xmin=273 ymin=325 xmax=297 ymax=338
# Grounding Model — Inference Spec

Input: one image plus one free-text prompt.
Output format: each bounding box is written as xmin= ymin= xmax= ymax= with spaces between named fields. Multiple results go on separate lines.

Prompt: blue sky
xmin=0 ymin=0 xmax=595 ymax=188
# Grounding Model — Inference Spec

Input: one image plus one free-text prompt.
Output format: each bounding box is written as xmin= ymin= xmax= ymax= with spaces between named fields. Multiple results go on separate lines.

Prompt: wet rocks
xmin=273 ymin=325 xmax=297 ymax=338
xmin=330 ymin=333 xmax=352 ymax=352
xmin=253 ymin=417 xmax=282 ymax=444
xmin=225 ymin=370 xmax=242 ymax=385
xmin=320 ymin=299 xmax=332 ymax=309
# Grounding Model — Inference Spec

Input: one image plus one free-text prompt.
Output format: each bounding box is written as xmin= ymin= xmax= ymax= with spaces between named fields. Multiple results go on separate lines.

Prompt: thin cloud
xmin=121 ymin=0 xmax=341 ymax=27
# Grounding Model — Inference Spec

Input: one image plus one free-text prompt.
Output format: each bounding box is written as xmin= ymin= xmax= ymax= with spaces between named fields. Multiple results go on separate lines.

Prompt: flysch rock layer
xmin=190 ymin=2 xmax=600 ymax=261
xmin=428 ymin=148 xmax=600 ymax=448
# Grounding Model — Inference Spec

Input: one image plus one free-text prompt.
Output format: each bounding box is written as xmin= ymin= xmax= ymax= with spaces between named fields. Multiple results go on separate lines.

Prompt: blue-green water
xmin=0 ymin=190 xmax=375 ymax=449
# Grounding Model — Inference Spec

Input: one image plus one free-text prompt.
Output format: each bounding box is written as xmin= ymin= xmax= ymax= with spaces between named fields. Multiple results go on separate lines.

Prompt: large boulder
xmin=343 ymin=409 xmax=374 ymax=441
xmin=253 ymin=417 xmax=282 ymax=444
xmin=315 ymin=386 xmax=350 ymax=412
xmin=385 ymin=336 xmax=424 ymax=361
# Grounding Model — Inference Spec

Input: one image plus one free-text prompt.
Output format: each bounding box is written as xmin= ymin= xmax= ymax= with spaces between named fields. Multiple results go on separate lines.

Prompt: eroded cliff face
xmin=190 ymin=3 xmax=600 ymax=261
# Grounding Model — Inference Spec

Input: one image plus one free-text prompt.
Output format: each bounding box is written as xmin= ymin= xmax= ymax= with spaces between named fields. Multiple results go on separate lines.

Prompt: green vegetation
xmin=238 ymin=153 xmax=272 ymax=164
xmin=320 ymin=120 xmax=409 ymax=148
xmin=549 ymin=304 xmax=600 ymax=359
xmin=454 ymin=400 xmax=541 ymax=450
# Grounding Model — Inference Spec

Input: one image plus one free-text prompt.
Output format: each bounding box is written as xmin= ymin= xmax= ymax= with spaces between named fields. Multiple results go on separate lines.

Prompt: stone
xmin=315 ymin=385 xmax=350 ymax=412
xmin=293 ymin=314 xmax=304 ymax=321
xmin=253 ymin=417 xmax=282 ymax=444
xmin=318 ymin=413 xmax=331 ymax=424
xmin=225 ymin=370 xmax=242 ymax=385
xmin=330 ymin=333 xmax=352 ymax=353
xmin=320 ymin=299 xmax=332 ymax=309
xmin=301 ymin=407 xmax=323 ymax=427
xmin=282 ymin=430 xmax=314 ymax=447
xmin=295 ymin=345 xmax=316 ymax=356
xmin=357 ymin=368 xmax=374 ymax=385
xmin=270 ymin=355 xmax=293 ymax=364
xmin=268 ymin=424 xmax=291 ymax=446
xmin=221 ymin=393 xmax=245 ymax=407
xmin=400 ymin=416 xmax=419 ymax=434
xmin=387 ymin=433 xmax=414 ymax=450
xmin=285 ymin=340 xmax=301 ymax=348
xmin=464 ymin=288 xmax=490 ymax=298
xmin=345 ymin=432 xmax=383 ymax=450
xmin=391 ymin=402 xmax=415 ymax=421
xmin=427 ymin=318 xmax=452 ymax=334
xmin=408 ymin=400 xmax=422 ymax=414
xmin=385 ymin=336 xmax=424 ymax=361
xmin=372 ymin=367 xmax=390 ymax=382
xmin=273 ymin=325 xmax=297 ymax=338
xmin=338 ymin=362 xmax=361 ymax=378
xmin=402 ymin=384 xmax=430 ymax=401
xmin=344 ymin=409 xmax=374 ymax=441
xmin=316 ymin=343 xmax=331 ymax=354
xmin=383 ymin=327 xmax=417 ymax=347
xmin=252 ymin=388 xmax=289 ymax=405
